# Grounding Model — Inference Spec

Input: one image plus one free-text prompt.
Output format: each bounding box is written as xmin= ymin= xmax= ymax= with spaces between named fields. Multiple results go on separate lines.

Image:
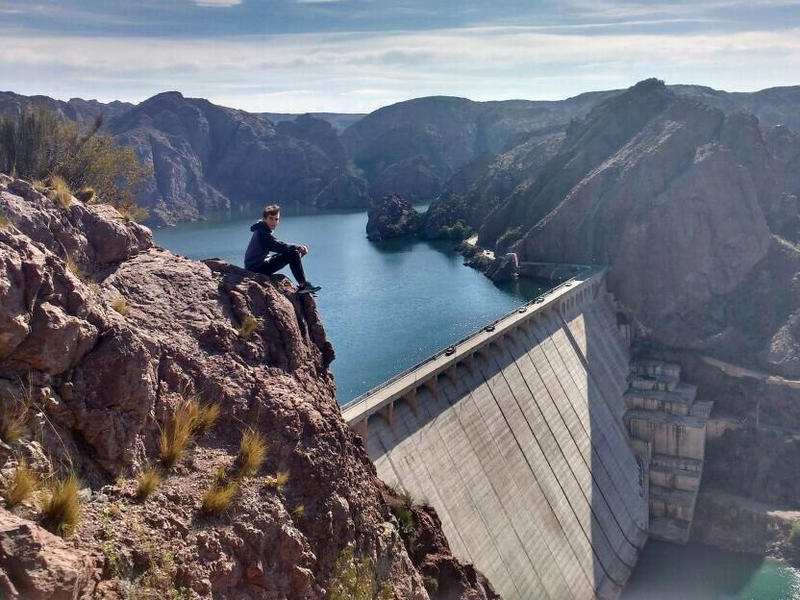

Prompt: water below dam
xmin=623 ymin=540 xmax=800 ymax=600
xmin=153 ymin=205 xmax=800 ymax=600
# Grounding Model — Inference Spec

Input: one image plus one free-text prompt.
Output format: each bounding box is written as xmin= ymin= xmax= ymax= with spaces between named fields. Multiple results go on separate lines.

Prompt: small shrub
xmin=237 ymin=428 xmax=268 ymax=478
xmin=159 ymin=398 xmax=199 ymax=469
xmin=42 ymin=473 xmax=81 ymax=537
xmin=201 ymin=480 xmax=238 ymax=516
xmin=237 ymin=314 xmax=258 ymax=339
xmin=790 ymin=521 xmax=800 ymax=547
xmin=50 ymin=174 xmax=72 ymax=209
xmin=74 ymin=187 xmax=96 ymax=203
xmin=423 ymin=575 xmax=439 ymax=595
xmin=3 ymin=461 xmax=39 ymax=508
xmin=328 ymin=547 xmax=391 ymax=600
xmin=111 ymin=296 xmax=130 ymax=316
xmin=387 ymin=486 xmax=417 ymax=543
xmin=136 ymin=465 xmax=162 ymax=502
xmin=292 ymin=504 xmax=305 ymax=519
xmin=193 ymin=401 xmax=220 ymax=435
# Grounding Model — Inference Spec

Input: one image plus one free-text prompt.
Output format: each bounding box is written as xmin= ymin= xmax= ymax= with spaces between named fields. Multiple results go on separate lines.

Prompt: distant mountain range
xmin=1 ymin=83 xmax=800 ymax=225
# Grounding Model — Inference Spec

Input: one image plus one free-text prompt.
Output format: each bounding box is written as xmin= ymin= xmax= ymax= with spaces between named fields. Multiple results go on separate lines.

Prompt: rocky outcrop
xmin=431 ymin=80 xmax=800 ymax=363
xmin=0 ymin=176 xmax=493 ymax=598
xmin=366 ymin=194 xmax=421 ymax=241
xmin=109 ymin=92 xmax=369 ymax=225
xmin=673 ymin=84 xmax=800 ymax=133
xmin=341 ymin=93 xmax=617 ymax=205
xmin=0 ymin=91 xmax=132 ymax=124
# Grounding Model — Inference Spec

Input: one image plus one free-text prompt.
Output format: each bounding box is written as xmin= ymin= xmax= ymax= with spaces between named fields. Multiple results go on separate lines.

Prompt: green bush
xmin=0 ymin=108 xmax=149 ymax=221
xmin=790 ymin=521 xmax=800 ymax=547
xmin=438 ymin=219 xmax=472 ymax=241
xmin=328 ymin=547 xmax=392 ymax=600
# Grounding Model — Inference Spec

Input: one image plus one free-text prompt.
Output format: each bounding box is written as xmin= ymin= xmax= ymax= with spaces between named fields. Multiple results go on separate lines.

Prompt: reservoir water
xmin=152 ymin=206 xmax=545 ymax=403
xmin=153 ymin=206 xmax=800 ymax=600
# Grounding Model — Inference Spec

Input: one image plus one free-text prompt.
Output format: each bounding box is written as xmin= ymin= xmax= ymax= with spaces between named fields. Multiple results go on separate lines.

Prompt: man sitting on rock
xmin=244 ymin=204 xmax=321 ymax=294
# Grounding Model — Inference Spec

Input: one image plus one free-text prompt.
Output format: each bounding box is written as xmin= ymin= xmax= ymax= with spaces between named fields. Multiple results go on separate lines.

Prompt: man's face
xmin=265 ymin=213 xmax=280 ymax=230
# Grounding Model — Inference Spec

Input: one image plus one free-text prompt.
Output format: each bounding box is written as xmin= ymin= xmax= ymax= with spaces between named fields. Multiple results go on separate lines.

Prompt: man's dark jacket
xmin=244 ymin=221 xmax=297 ymax=270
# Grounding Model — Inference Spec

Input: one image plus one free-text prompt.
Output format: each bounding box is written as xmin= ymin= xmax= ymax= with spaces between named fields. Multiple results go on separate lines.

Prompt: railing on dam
xmin=342 ymin=265 xmax=608 ymax=436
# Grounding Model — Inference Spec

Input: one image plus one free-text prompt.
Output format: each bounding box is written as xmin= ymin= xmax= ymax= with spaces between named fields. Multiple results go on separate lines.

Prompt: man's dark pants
xmin=249 ymin=248 xmax=306 ymax=284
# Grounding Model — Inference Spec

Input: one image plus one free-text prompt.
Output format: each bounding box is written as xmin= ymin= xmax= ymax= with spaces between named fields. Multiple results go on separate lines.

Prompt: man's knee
xmin=288 ymin=248 xmax=302 ymax=259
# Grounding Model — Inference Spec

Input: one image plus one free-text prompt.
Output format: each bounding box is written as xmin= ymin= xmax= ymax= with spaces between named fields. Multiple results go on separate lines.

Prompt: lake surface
xmin=623 ymin=540 xmax=800 ymax=600
xmin=153 ymin=206 xmax=546 ymax=403
xmin=154 ymin=207 xmax=800 ymax=600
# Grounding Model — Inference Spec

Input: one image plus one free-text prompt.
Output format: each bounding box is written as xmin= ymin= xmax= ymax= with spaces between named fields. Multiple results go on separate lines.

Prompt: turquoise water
xmin=152 ymin=206 xmax=545 ymax=402
xmin=154 ymin=208 xmax=800 ymax=599
xmin=623 ymin=540 xmax=800 ymax=600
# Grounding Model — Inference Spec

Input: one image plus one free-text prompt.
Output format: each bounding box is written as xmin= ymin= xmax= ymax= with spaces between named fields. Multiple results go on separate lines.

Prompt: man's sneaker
xmin=297 ymin=282 xmax=322 ymax=294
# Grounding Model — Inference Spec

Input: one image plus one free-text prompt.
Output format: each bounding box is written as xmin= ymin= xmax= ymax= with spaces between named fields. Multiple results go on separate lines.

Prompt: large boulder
xmin=0 ymin=510 xmax=93 ymax=600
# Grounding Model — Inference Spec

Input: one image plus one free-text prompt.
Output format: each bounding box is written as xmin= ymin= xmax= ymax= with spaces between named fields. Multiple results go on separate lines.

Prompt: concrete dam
xmin=343 ymin=268 xmax=712 ymax=599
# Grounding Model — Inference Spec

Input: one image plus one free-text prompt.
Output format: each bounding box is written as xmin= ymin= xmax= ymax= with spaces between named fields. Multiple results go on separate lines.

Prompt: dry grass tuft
xmin=42 ymin=472 xmax=81 ymax=537
xmin=65 ymin=256 xmax=88 ymax=282
xmin=0 ymin=211 xmax=11 ymax=231
xmin=292 ymin=504 xmax=305 ymax=519
xmin=201 ymin=479 xmax=238 ymax=516
xmin=50 ymin=174 xmax=73 ymax=210
xmin=236 ymin=428 xmax=268 ymax=478
xmin=116 ymin=203 xmax=149 ymax=223
xmin=3 ymin=461 xmax=39 ymax=508
xmin=111 ymin=296 xmax=130 ymax=316
xmin=159 ymin=398 xmax=199 ymax=470
xmin=31 ymin=178 xmax=48 ymax=194
xmin=135 ymin=465 xmax=162 ymax=502
xmin=192 ymin=401 xmax=220 ymax=435
xmin=268 ymin=470 xmax=290 ymax=491
xmin=237 ymin=314 xmax=258 ymax=339
xmin=0 ymin=403 xmax=30 ymax=445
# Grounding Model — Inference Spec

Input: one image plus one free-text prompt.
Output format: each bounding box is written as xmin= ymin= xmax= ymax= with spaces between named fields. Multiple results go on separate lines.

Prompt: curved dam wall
xmin=345 ymin=271 xmax=649 ymax=599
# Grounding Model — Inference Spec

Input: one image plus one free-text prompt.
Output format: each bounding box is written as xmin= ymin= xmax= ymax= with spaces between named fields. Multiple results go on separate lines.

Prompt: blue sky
xmin=1 ymin=0 xmax=799 ymax=113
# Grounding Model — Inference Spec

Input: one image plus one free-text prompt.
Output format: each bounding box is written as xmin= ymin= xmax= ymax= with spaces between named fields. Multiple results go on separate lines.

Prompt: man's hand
xmin=298 ymin=245 xmax=309 ymax=256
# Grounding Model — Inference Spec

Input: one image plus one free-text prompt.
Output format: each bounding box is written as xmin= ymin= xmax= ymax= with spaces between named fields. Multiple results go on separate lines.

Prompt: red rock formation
xmin=0 ymin=177 xmax=495 ymax=598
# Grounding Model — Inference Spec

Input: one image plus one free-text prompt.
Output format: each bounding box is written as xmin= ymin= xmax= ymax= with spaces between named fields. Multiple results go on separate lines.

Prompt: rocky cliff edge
xmin=0 ymin=175 xmax=496 ymax=599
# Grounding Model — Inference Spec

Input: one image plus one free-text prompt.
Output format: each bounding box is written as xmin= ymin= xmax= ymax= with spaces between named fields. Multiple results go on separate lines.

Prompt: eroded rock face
xmin=109 ymin=92 xmax=369 ymax=225
xmin=431 ymin=80 xmax=800 ymax=369
xmin=366 ymin=194 xmax=422 ymax=241
xmin=0 ymin=176 xmax=491 ymax=599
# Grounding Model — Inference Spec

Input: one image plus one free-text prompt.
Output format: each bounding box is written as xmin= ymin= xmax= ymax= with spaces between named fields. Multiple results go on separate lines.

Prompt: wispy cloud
xmin=2 ymin=24 xmax=798 ymax=112
xmin=192 ymin=0 xmax=242 ymax=6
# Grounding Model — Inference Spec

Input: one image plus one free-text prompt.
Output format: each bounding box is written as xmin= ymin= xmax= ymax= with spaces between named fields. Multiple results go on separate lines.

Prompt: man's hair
xmin=263 ymin=204 xmax=281 ymax=218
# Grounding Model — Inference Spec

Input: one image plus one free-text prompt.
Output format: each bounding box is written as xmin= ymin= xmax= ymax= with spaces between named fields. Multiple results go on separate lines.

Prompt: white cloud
xmin=2 ymin=26 xmax=799 ymax=112
xmin=192 ymin=0 xmax=242 ymax=6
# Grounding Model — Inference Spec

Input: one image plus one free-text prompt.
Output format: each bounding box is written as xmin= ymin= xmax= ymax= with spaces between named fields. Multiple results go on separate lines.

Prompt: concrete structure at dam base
xmin=344 ymin=267 xmax=713 ymax=599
